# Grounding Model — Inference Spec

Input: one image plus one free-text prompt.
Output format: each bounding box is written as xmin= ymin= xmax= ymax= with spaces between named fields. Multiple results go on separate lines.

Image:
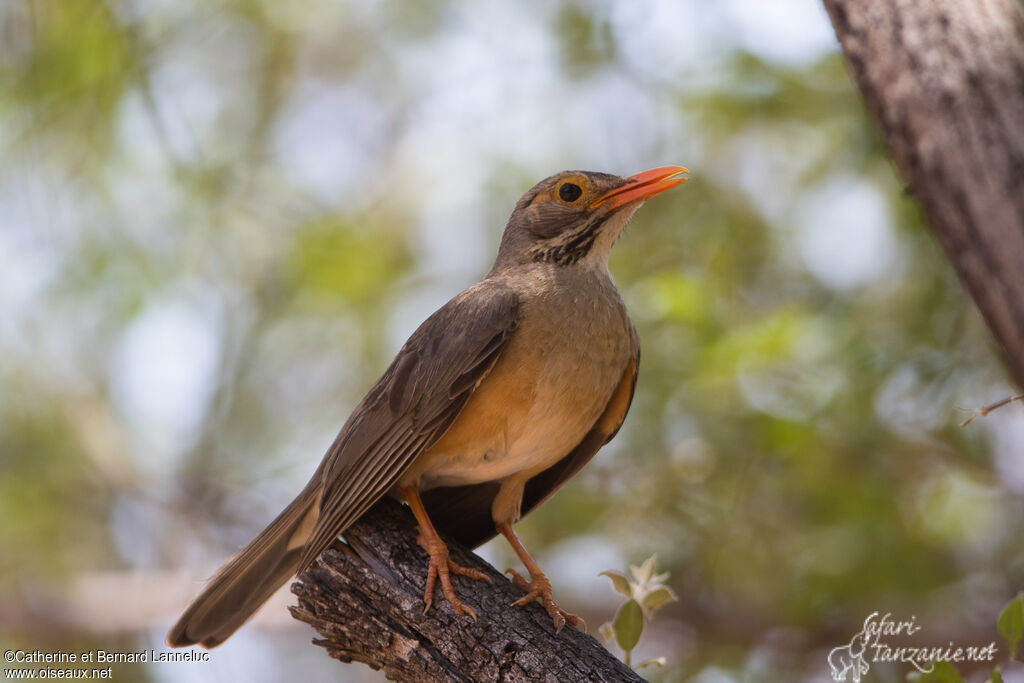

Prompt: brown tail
xmin=166 ymin=482 xmax=321 ymax=648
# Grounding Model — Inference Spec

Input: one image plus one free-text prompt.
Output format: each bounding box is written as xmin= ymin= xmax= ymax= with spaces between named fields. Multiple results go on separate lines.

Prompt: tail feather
xmin=166 ymin=483 xmax=321 ymax=648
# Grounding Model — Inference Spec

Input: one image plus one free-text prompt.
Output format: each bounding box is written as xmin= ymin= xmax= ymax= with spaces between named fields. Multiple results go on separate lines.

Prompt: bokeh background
xmin=2 ymin=0 xmax=1022 ymax=681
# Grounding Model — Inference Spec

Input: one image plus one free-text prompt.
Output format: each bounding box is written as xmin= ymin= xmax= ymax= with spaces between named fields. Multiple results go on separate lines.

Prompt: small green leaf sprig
xmin=998 ymin=593 xmax=1022 ymax=662
xmin=598 ymin=554 xmax=678 ymax=670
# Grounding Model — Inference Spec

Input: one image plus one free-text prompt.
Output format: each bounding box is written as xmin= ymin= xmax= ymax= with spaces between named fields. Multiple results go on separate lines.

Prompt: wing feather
xmin=298 ymin=280 xmax=521 ymax=569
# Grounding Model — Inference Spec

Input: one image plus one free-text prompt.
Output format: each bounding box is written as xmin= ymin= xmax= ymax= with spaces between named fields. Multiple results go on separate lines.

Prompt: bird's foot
xmin=416 ymin=533 xmax=491 ymax=620
xmin=505 ymin=567 xmax=585 ymax=633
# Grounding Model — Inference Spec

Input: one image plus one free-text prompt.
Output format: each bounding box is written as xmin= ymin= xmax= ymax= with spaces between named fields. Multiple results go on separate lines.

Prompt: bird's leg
xmin=496 ymin=522 xmax=585 ymax=632
xmin=400 ymin=486 xmax=491 ymax=619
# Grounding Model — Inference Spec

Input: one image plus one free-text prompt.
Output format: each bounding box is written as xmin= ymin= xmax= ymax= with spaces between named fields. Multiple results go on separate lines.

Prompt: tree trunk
xmin=823 ymin=0 xmax=1024 ymax=386
xmin=289 ymin=497 xmax=643 ymax=682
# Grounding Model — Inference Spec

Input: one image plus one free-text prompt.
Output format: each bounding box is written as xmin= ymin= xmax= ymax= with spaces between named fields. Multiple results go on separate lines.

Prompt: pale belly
xmin=402 ymin=275 xmax=633 ymax=491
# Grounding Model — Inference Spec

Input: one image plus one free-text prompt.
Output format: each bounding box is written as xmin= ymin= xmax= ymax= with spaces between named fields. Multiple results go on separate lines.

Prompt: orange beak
xmin=591 ymin=166 xmax=690 ymax=210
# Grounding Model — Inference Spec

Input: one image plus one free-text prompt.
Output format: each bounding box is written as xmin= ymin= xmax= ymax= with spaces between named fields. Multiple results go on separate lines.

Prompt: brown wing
xmin=298 ymin=279 xmax=521 ymax=570
xmin=423 ymin=326 xmax=640 ymax=548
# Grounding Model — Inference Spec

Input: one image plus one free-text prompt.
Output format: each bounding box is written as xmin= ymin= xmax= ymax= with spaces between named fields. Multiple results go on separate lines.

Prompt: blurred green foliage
xmin=1 ymin=0 xmax=1021 ymax=681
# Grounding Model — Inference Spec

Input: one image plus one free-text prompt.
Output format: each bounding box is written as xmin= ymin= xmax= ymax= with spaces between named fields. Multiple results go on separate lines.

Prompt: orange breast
xmin=400 ymin=282 xmax=633 ymax=490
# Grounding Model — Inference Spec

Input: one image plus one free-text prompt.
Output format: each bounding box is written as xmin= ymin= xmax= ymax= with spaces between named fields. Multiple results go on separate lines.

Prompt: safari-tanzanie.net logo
xmin=827 ymin=611 xmax=997 ymax=682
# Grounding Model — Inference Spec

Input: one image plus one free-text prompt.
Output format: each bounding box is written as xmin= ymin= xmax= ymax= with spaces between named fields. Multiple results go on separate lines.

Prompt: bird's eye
xmin=559 ymin=182 xmax=583 ymax=203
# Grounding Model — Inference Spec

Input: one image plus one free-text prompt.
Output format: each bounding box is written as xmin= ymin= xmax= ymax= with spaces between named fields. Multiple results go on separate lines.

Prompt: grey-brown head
xmin=492 ymin=166 xmax=688 ymax=270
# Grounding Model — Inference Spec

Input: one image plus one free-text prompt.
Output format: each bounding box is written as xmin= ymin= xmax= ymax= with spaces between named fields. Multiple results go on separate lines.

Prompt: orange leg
xmin=401 ymin=486 xmax=491 ymax=619
xmin=497 ymin=522 xmax=585 ymax=633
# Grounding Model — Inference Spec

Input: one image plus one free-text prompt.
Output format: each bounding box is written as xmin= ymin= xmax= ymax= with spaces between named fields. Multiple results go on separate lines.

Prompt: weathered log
xmin=290 ymin=497 xmax=643 ymax=682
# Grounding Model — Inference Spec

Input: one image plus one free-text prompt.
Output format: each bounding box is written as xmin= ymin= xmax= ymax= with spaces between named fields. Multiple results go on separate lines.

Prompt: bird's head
xmin=493 ymin=166 xmax=688 ymax=270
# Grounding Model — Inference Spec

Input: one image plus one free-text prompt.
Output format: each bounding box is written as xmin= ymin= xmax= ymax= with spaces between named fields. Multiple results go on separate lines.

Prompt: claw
xmin=504 ymin=567 xmax=585 ymax=633
xmin=496 ymin=522 xmax=586 ymax=632
xmin=416 ymin=533 xmax=490 ymax=619
xmin=403 ymin=486 xmax=491 ymax=620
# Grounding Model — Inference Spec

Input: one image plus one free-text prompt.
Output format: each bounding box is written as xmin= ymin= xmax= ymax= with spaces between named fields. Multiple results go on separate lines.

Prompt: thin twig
xmin=958 ymin=393 xmax=1024 ymax=427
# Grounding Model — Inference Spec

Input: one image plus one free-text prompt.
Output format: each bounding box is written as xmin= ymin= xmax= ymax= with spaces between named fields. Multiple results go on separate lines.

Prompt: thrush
xmin=167 ymin=165 xmax=689 ymax=648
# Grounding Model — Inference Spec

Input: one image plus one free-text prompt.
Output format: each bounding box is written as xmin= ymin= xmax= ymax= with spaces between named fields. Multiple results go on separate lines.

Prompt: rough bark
xmin=823 ymin=0 xmax=1024 ymax=386
xmin=289 ymin=497 xmax=642 ymax=683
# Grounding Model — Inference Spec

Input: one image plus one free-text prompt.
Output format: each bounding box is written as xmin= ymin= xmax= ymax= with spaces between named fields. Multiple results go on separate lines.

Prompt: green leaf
xmin=998 ymin=594 xmax=1024 ymax=660
xmin=599 ymin=570 xmax=633 ymax=598
xmin=630 ymin=555 xmax=657 ymax=585
xmin=990 ymin=668 xmax=1004 ymax=683
xmin=641 ymin=586 xmax=678 ymax=612
xmin=613 ymin=599 xmax=644 ymax=653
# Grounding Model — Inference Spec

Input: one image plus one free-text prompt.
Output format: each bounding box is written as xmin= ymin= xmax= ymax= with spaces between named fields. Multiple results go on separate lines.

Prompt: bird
xmin=167 ymin=165 xmax=689 ymax=648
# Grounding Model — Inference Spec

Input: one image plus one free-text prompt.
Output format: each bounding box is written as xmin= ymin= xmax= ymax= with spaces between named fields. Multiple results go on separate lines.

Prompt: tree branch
xmin=823 ymin=0 xmax=1024 ymax=386
xmin=289 ymin=497 xmax=643 ymax=682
